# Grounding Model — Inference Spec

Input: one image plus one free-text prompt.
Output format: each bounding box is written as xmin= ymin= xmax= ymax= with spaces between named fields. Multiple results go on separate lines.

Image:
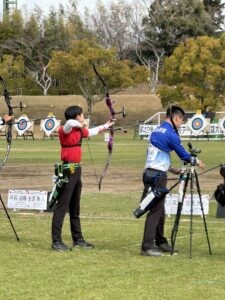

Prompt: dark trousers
xmin=141 ymin=169 xmax=168 ymax=250
xmin=52 ymin=167 xmax=83 ymax=242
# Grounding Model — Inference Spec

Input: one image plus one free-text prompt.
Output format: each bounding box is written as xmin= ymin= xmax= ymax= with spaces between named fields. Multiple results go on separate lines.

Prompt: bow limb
xmin=93 ymin=63 xmax=115 ymax=190
xmin=98 ymin=152 xmax=112 ymax=190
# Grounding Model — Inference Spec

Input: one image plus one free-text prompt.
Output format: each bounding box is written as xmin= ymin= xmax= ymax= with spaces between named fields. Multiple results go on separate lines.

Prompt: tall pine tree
xmin=203 ymin=0 xmax=225 ymax=33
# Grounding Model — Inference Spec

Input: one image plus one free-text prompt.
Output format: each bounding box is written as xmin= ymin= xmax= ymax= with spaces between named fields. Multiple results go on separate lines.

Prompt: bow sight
xmin=114 ymin=106 xmax=127 ymax=118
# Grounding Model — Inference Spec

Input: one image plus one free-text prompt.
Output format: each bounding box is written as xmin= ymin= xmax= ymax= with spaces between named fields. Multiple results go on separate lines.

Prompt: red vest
xmin=58 ymin=126 xmax=89 ymax=163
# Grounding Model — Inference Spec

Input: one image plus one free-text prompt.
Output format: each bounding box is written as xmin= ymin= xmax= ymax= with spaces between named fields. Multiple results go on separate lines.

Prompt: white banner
xmin=165 ymin=194 xmax=209 ymax=215
xmin=138 ymin=124 xmax=223 ymax=137
xmin=139 ymin=124 xmax=158 ymax=136
xmin=7 ymin=190 xmax=48 ymax=210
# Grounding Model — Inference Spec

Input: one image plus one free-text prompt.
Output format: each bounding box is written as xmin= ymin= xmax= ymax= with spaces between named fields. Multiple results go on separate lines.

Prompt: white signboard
xmin=7 ymin=190 xmax=48 ymax=210
xmin=139 ymin=124 xmax=223 ymax=138
xmin=139 ymin=124 xmax=158 ymax=136
xmin=165 ymin=194 xmax=209 ymax=215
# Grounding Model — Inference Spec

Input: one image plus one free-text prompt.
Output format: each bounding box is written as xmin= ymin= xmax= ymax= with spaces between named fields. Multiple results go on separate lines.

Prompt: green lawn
xmin=0 ymin=134 xmax=225 ymax=299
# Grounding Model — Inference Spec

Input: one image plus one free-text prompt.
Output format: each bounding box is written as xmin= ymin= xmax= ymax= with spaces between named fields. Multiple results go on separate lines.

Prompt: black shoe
xmin=158 ymin=242 xmax=178 ymax=253
xmin=52 ymin=241 xmax=72 ymax=252
xmin=141 ymin=248 xmax=163 ymax=257
xmin=73 ymin=238 xmax=94 ymax=249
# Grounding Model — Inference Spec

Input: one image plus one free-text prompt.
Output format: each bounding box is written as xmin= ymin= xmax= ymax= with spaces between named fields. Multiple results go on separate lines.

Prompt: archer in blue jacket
xmin=140 ymin=105 xmax=205 ymax=257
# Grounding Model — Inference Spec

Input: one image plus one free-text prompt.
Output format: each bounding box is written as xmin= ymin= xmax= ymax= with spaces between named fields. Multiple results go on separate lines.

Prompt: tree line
xmin=0 ymin=0 xmax=224 ymax=112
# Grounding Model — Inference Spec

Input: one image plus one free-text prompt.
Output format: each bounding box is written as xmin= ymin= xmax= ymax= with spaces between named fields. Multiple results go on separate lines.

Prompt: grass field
xmin=0 ymin=132 xmax=225 ymax=299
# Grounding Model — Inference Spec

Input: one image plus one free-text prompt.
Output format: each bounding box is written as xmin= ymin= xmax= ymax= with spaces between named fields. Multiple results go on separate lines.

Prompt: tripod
xmin=0 ymin=193 xmax=20 ymax=241
xmin=170 ymin=152 xmax=212 ymax=258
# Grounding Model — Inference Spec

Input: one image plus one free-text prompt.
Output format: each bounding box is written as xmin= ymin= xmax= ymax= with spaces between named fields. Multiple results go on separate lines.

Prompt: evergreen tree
xmin=158 ymin=34 xmax=225 ymax=110
xmin=203 ymin=0 xmax=225 ymax=33
xmin=142 ymin=0 xmax=217 ymax=56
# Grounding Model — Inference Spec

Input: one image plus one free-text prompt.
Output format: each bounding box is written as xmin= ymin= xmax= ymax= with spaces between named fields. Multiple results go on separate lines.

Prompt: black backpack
xmin=215 ymin=184 xmax=225 ymax=206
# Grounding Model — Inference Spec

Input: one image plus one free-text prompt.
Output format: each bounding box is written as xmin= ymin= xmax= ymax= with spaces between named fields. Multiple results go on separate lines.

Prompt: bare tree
xmin=2 ymin=37 xmax=52 ymax=95
xmin=84 ymin=0 xmax=136 ymax=59
xmin=83 ymin=0 xmax=161 ymax=92
xmin=135 ymin=46 xmax=164 ymax=93
xmin=123 ymin=0 xmax=164 ymax=93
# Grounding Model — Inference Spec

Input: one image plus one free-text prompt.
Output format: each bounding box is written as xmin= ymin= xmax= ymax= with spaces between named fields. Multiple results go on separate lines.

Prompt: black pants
xmin=52 ymin=167 xmax=83 ymax=242
xmin=141 ymin=169 xmax=168 ymax=250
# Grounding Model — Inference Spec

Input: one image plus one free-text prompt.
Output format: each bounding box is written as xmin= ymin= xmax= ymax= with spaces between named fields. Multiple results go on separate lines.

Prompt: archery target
xmin=44 ymin=118 xmax=55 ymax=131
xmin=41 ymin=116 xmax=60 ymax=137
xmin=219 ymin=117 xmax=225 ymax=134
xmin=14 ymin=115 xmax=30 ymax=136
xmin=17 ymin=118 xmax=28 ymax=131
xmin=191 ymin=117 xmax=203 ymax=131
xmin=187 ymin=114 xmax=208 ymax=135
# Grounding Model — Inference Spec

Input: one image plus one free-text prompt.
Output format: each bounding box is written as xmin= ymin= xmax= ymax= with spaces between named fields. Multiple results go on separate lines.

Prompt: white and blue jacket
xmin=145 ymin=121 xmax=191 ymax=172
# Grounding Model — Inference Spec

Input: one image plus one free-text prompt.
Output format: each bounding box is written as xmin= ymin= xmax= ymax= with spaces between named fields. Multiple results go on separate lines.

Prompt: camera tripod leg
xmin=0 ymin=194 xmax=20 ymax=241
xmin=194 ymin=170 xmax=212 ymax=255
xmin=189 ymin=167 xmax=195 ymax=258
xmin=171 ymin=171 xmax=190 ymax=254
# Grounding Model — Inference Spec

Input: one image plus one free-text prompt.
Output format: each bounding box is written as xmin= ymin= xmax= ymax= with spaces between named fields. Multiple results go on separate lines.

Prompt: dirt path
xmin=0 ymin=164 xmax=143 ymax=201
xmin=0 ymin=164 xmax=221 ymax=203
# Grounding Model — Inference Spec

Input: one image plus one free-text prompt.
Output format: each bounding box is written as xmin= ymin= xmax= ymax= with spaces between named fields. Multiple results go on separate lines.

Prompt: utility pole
xmin=3 ymin=0 xmax=17 ymax=17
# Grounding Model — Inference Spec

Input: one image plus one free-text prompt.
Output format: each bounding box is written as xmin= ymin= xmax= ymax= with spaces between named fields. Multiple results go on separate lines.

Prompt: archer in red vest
xmin=51 ymin=105 xmax=115 ymax=251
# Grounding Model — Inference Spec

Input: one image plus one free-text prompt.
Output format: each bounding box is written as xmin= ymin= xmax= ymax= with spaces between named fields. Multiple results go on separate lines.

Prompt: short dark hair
xmin=64 ymin=106 xmax=83 ymax=120
xmin=166 ymin=105 xmax=185 ymax=118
